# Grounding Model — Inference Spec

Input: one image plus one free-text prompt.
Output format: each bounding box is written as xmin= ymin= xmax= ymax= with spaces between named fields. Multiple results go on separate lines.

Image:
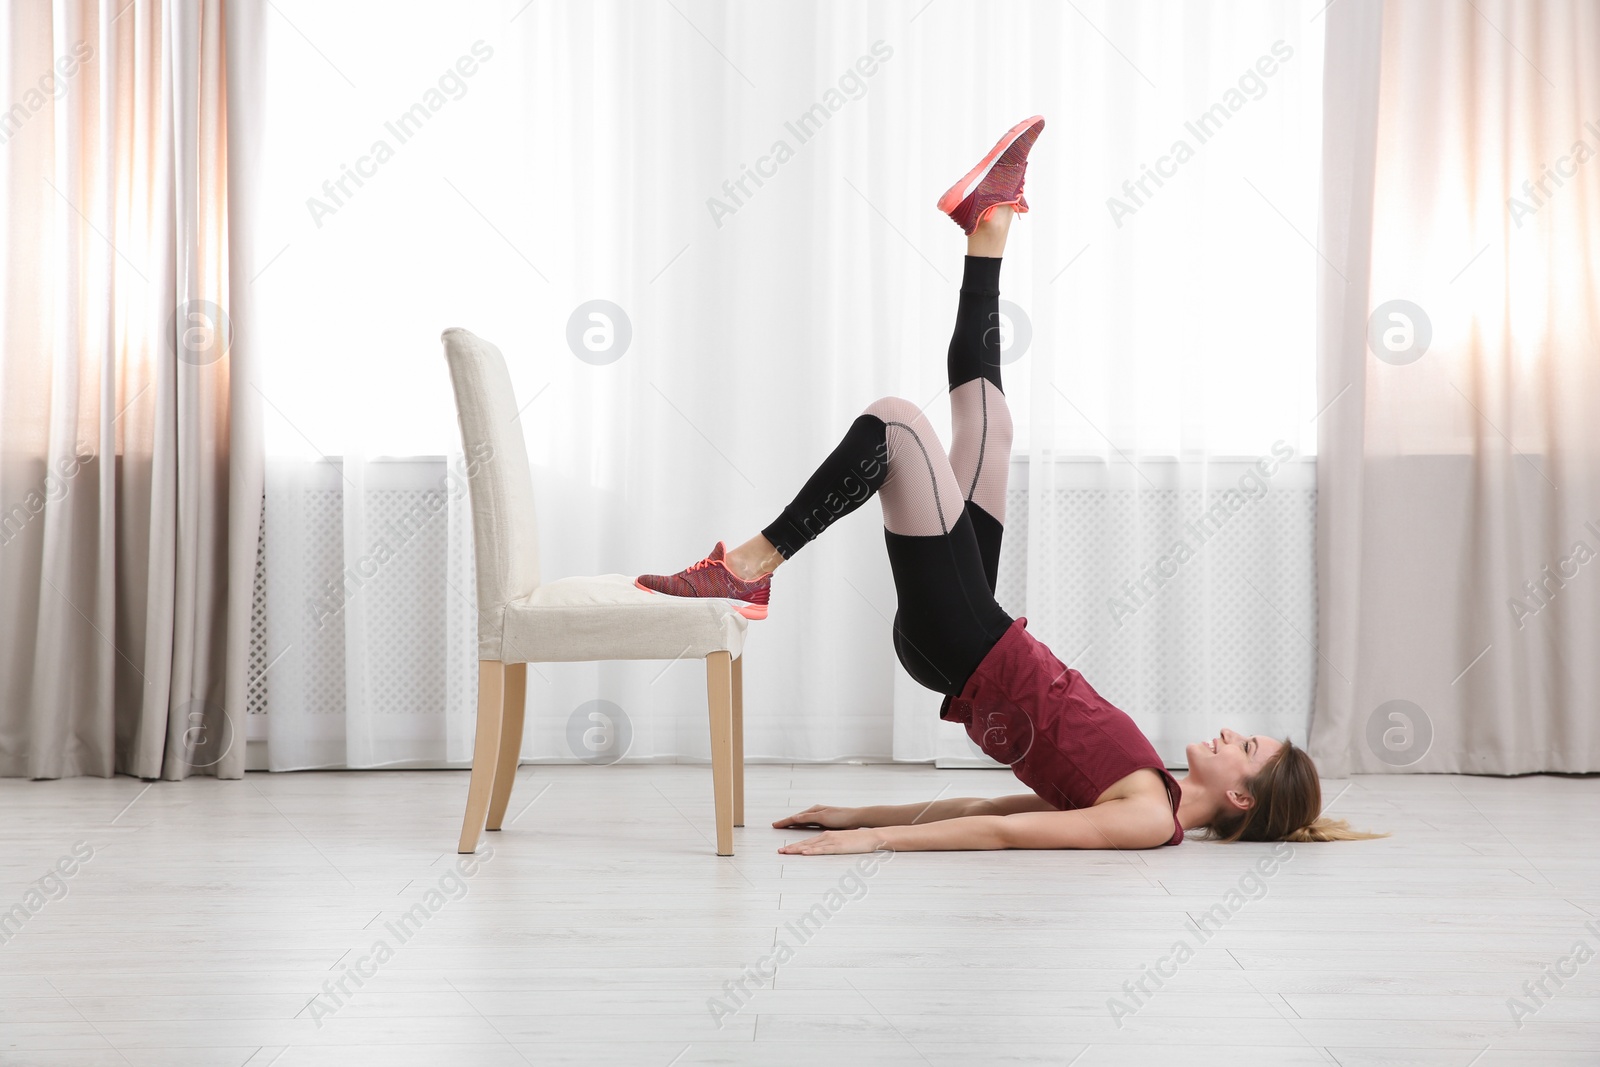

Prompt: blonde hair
xmin=1205 ymin=739 xmax=1388 ymax=843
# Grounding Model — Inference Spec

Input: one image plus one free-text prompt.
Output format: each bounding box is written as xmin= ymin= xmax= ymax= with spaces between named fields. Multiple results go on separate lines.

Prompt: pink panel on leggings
xmin=948 ymin=378 xmax=1013 ymax=524
xmin=862 ymin=396 xmax=963 ymax=537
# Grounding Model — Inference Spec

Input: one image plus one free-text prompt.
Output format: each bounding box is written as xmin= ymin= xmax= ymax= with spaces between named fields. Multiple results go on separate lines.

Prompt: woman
xmin=638 ymin=116 xmax=1380 ymax=854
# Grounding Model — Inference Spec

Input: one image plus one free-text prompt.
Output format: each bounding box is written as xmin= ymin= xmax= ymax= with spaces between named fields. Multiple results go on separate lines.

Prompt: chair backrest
xmin=439 ymin=328 xmax=541 ymax=653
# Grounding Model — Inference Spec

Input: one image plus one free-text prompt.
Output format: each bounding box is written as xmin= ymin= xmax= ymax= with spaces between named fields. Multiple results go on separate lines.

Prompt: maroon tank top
xmin=939 ymin=616 xmax=1184 ymax=846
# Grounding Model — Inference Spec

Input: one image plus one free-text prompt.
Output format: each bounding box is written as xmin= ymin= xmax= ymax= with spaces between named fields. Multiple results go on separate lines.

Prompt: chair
xmin=439 ymin=327 xmax=750 ymax=856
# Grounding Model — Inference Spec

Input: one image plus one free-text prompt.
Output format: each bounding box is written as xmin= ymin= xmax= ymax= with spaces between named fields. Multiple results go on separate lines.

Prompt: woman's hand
xmin=777 ymin=828 xmax=887 ymax=855
xmin=771 ymin=804 xmax=861 ymax=830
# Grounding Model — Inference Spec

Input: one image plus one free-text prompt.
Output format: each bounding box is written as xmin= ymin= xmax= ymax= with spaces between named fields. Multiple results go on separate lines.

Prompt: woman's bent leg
xmin=758 ymin=395 xmax=1011 ymax=695
xmin=759 ymin=414 xmax=891 ymax=557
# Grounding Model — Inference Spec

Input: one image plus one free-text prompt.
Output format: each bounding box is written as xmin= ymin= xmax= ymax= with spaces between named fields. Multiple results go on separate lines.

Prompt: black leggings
xmin=760 ymin=255 xmax=1015 ymax=696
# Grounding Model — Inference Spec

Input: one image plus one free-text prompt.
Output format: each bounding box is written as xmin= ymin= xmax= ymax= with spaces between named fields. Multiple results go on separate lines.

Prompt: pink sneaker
xmin=635 ymin=541 xmax=772 ymax=620
xmin=937 ymin=115 xmax=1046 ymax=234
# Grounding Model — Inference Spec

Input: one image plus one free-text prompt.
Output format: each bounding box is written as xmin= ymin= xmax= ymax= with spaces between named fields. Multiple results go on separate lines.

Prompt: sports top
xmin=940 ymin=616 xmax=1185 ymax=846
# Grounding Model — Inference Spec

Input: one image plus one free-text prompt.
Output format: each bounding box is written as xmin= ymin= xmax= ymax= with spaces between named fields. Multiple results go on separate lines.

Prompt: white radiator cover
xmin=249 ymin=458 xmax=1318 ymax=769
xmin=247 ymin=459 xmax=476 ymax=753
xmin=943 ymin=458 xmax=1319 ymax=767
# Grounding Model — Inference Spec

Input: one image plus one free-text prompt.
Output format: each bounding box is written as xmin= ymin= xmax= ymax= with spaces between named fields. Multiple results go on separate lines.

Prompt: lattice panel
xmin=358 ymin=488 xmax=451 ymax=717
xmin=251 ymin=463 xmax=481 ymax=759
xmin=287 ymin=487 xmax=348 ymax=719
xmin=992 ymin=484 xmax=1317 ymax=729
xmin=247 ymin=499 xmax=269 ymax=718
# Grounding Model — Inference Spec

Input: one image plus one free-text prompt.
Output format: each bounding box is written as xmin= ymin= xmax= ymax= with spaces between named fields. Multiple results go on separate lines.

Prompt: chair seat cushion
xmin=497 ymin=574 xmax=749 ymax=663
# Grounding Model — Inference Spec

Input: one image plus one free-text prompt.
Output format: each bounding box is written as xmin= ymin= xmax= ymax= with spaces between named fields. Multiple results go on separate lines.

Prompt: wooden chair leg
xmin=459 ymin=660 xmax=506 ymax=854
xmin=485 ymin=662 xmax=527 ymax=831
xmin=705 ymin=650 xmax=735 ymax=856
xmin=732 ymin=653 xmax=744 ymax=828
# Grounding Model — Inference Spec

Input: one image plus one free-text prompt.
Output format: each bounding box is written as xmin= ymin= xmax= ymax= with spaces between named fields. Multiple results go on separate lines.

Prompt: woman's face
xmin=1185 ymin=727 xmax=1283 ymax=801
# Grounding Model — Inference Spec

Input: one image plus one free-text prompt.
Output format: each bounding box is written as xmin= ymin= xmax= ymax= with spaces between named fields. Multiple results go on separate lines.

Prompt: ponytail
xmin=1282 ymin=815 xmax=1388 ymax=842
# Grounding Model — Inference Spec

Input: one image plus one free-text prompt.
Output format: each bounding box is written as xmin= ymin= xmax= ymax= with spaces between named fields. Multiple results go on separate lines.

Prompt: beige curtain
xmin=1313 ymin=0 xmax=1600 ymax=775
xmin=0 ymin=0 xmax=261 ymax=779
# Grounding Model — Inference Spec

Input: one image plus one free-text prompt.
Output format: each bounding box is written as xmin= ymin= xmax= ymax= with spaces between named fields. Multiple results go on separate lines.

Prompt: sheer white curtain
xmin=246 ymin=0 xmax=1323 ymax=770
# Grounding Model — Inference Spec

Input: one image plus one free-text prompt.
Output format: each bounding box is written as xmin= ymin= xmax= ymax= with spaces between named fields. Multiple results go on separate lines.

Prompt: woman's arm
xmin=776 ymin=797 xmax=1174 ymax=854
xmin=773 ymin=793 xmax=1056 ymax=831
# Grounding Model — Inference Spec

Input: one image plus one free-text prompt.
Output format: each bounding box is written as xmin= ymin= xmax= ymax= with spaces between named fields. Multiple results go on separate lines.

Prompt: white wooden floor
xmin=2 ymin=765 xmax=1598 ymax=1066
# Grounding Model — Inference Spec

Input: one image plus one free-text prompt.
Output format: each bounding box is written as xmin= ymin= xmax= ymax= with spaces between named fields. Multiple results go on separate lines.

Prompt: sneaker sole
xmin=937 ymin=114 xmax=1046 ymax=213
xmin=634 ymin=578 xmax=768 ymax=621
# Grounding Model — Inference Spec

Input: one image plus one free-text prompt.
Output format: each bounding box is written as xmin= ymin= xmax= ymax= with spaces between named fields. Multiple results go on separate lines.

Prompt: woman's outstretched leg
xmin=947 ymin=207 xmax=1016 ymax=594
xmin=638 ymin=115 xmax=1041 ymax=689
xmin=727 ymin=205 xmax=1017 ymax=586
